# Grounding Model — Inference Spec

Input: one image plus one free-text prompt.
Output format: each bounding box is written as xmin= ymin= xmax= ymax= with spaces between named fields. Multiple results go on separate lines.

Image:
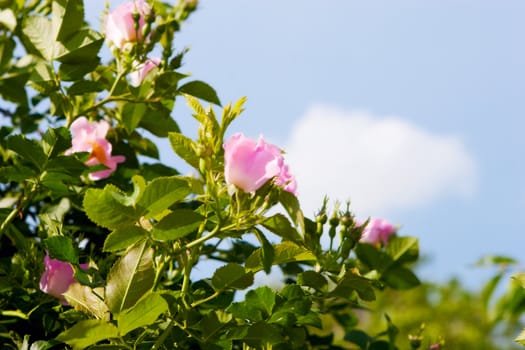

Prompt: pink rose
xmin=105 ymin=0 xmax=152 ymax=50
xmin=66 ymin=117 xmax=125 ymax=181
xmin=129 ymin=57 xmax=161 ymax=86
xmin=223 ymin=133 xmax=297 ymax=194
xmin=358 ymin=218 xmax=396 ymax=245
xmin=40 ymin=255 xmax=89 ymax=305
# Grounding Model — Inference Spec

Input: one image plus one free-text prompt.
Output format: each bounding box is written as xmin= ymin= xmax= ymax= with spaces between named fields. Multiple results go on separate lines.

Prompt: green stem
xmin=180 ymin=250 xmax=191 ymax=309
xmin=1 ymin=310 xmax=28 ymax=320
xmin=0 ymin=182 xmax=38 ymax=241
xmin=109 ymin=70 xmax=126 ymax=97
xmin=191 ymin=290 xmax=221 ymax=308
xmin=182 ymin=223 xmax=221 ymax=251
xmin=79 ymin=96 xmax=160 ymax=116
xmin=151 ymin=319 xmax=174 ymax=350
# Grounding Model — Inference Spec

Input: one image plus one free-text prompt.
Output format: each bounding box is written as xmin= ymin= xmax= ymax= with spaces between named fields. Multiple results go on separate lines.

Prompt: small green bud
xmin=408 ymin=334 xmax=422 ymax=349
xmin=340 ymin=213 xmax=353 ymax=227
xmin=132 ymin=12 xmax=141 ymax=31
xmin=316 ymin=213 xmax=327 ymax=225
xmin=329 ymin=215 xmax=339 ymax=227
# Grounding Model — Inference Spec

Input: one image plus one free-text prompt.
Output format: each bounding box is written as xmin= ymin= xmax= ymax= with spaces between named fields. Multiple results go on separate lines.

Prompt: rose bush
xmin=0 ymin=0 xmax=481 ymax=349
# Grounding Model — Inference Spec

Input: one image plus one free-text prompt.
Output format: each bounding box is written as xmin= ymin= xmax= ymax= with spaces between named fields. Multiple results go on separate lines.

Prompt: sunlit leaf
xmin=245 ymin=242 xmax=316 ymax=273
xmin=83 ymin=185 xmax=140 ymax=229
xmin=151 ymin=209 xmax=203 ymax=241
xmin=179 ymin=80 xmax=221 ymax=106
xmin=103 ymin=226 xmax=148 ymax=252
xmin=211 ymin=263 xmax=254 ymax=291
xmin=261 ymin=213 xmax=302 ymax=243
xmin=56 ymin=320 xmax=118 ymax=350
xmin=64 ymin=284 xmax=109 ymax=320
xmin=168 ymin=132 xmax=199 ymax=169
xmin=139 ymin=176 xmax=192 ymax=217
xmin=105 ymin=241 xmax=155 ymax=315
xmin=44 ymin=236 xmax=78 ymax=264
xmin=118 ymin=292 xmax=168 ymax=335
xmin=53 ymin=0 xmax=84 ymax=42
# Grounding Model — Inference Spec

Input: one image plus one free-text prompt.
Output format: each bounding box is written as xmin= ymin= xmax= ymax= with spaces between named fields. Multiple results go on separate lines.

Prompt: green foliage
xmin=0 ymin=0 xmax=467 ymax=349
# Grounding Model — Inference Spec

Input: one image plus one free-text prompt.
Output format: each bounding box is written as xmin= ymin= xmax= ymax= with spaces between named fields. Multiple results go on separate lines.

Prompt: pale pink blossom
xmin=66 ymin=117 xmax=125 ymax=181
xmin=358 ymin=218 xmax=396 ymax=245
xmin=130 ymin=57 xmax=161 ymax=86
xmin=40 ymin=255 xmax=89 ymax=305
xmin=223 ymin=133 xmax=297 ymax=194
xmin=105 ymin=0 xmax=152 ymax=50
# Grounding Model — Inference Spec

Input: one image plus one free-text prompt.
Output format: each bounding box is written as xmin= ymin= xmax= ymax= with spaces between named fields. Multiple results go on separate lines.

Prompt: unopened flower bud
xmin=316 ymin=213 xmax=327 ymax=225
xmin=408 ymin=334 xmax=422 ymax=349
xmin=340 ymin=213 xmax=353 ymax=227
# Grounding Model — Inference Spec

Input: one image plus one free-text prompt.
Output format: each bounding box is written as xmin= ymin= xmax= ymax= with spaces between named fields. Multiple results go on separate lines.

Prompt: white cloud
xmin=285 ymin=105 xmax=477 ymax=217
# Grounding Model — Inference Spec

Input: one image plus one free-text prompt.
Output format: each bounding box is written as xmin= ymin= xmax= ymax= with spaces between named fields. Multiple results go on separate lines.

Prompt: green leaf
xmin=168 ymin=132 xmax=199 ymax=169
xmin=254 ymin=228 xmax=274 ymax=274
xmin=344 ymin=330 xmax=371 ymax=349
xmin=245 ymin=242 xmax=316 ymax=273
xmin=221 ymin=96 xmax=246 ymax=132
xmin=515 ymin=328 xmax=525 ymax=345
xmin=330 ymin=271 xmax=376 ymax=301
xmin=261 ymin=213 xmax=302 ymax=243
xmin=385 ymin=236 xmax=419 ymax=264
xmin=196 ymin=311 xmax=231 ymax=343
xmin=382 ymin=266 xmax=420 ymax=290
xmin=64 ymin=285 xmax=109 ymax=320
xmin=227 ymin=303 xmax=263 ymax=323
xmin=42 ymin=127 xmax=72 ymax=157
xmin=355 ymin=243 xmax=393 ymax=272
xmin=0 ymin=37 xmax=15 ymax=70
xmin=211 ymin=263 xmax=254 ymax=291
xmin=59 ymin=59 xmax=99 ymax=81
xmin=122 ymin=102 xmax=147 ymax=133
xmin=22 ymin=16 xmax=54 ymax=60
xmin=139 ymin=107 xmax=180 ymax=137
xmin=0 ymin=9 xmax=16 ymax=31
xmin=68 ymin=80 xmax=104 ymax=95
xmin=481 ymin=273 xmax=504 ymax=312
xmin=139 ymin=176 xmax=192 ymax=217
xmin=154 ymin=71 xmax=186 ymax=96
xmin=151 ymin=209 xmax=204 ymax=241
xmin=83 ymin=185 xmax=139 ymax=229
xmin=44 ymin=236 xmax=78 ymax=264
xmin=56 ymin=320 xmax=118 ymax=350
xmin=0 ymin=165 xmax=36 ymax=182
xmin=179 ymin=80 xmax=221 ymax=106
xmin=245 ymin=286 xmax=275 ymax=316
xmin=279 ymin=189 xmax=304 ymax=231
xmin=28 ymin=60 xmax=58 ymax=94
xmin=105 ymin=241 xmax=155 ymax=315
xmin=6 ymin=134 xmax=46 ymax=170
xmin=128 ymin=133 xmax=159 ymax=159
xmin=513 ymin=273 xmax=525 ymax=289
xmin=29 ymin=340 xmax=61 ymax=350
xmin=297 ymin=271 xmax=328 ymax=292
xmin=103 ymin=226 xmax=148 ymax=252
xmin=54 ymin=29 xmax=103 ymax=63
xmin=53 ymin=0 xmax=84 ymax=42
xmin=118 ymin=292 xmax=168 ymax=335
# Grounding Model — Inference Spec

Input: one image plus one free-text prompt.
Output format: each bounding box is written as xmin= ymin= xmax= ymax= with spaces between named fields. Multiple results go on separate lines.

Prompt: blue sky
xmin=93 ymin=0 xmax=524 ymax=287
